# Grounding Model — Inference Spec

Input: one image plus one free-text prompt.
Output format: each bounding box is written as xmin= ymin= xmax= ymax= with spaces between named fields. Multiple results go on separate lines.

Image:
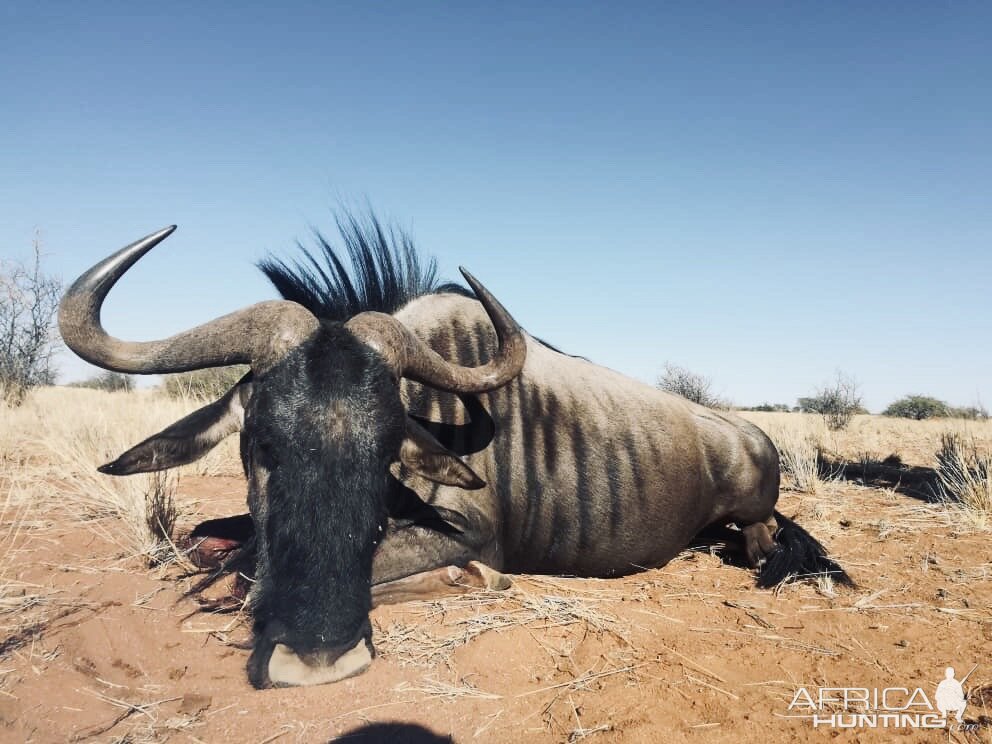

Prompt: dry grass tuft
xmin=746 ymin=414 xmax=828 ymax=494
xmin=0 ymin=387 xmax=240 ymax=561
xmin=933 ymin=431 xmax=992 ymax=531
xmin=143 ymin=472 xmax=186 ymax=567
xmin=777 ymin=432 xmax=825 ymax=494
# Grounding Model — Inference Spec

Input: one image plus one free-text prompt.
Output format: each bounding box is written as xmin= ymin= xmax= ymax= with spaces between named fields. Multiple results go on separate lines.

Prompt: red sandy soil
xmin=1 ymin=474 xmax=990 ymax=743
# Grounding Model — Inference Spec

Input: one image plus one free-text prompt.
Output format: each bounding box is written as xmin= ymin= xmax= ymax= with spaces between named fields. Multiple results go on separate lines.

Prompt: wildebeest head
xmin=58 ymin=226 xmax=526 ymax=688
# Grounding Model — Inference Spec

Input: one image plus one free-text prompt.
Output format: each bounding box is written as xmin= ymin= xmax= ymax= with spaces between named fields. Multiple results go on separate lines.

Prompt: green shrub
xmin=883 ymin=394 xmax=948 ymax=420
xmin=883 ymin=396 xmax=988 ymax=421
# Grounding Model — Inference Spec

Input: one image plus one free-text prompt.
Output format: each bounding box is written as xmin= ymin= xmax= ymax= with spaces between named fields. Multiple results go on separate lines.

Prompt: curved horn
xmin=59 ymin=227 xmax=319 ymax=374
xmin=346 ymin=268 xmax=526 ymax=393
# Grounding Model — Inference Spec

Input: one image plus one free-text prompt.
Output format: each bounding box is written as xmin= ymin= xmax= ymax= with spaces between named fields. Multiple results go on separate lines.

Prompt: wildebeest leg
xmin=372 ymin=561 xmax=510 ymax=607
xmin=369 ymin=511 xmax=509 ymax=607
xmin=728 ymin=466 xmax=781 ymax=569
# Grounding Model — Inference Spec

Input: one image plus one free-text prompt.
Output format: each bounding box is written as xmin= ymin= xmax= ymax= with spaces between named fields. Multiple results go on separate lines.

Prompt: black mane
xmin=257 ymin=211 xmax=470 ymax=322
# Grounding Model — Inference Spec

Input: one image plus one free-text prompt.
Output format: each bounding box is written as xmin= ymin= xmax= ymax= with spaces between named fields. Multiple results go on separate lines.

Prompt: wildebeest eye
xmin=253 ymin=438 xmax=280 ymax=469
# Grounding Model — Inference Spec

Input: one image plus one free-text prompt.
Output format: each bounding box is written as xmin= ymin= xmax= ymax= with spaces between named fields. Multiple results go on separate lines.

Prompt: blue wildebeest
xmin=59 ymin=216 xmax=850 ymax=688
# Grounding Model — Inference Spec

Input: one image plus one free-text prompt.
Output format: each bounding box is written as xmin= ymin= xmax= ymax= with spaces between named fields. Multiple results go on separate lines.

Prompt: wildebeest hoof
xmin=184 ymin=535 xmax=243 ymax=569
xmin=191 ymin=572 xmax=250 ymax=613
xmin=464 ymin=561 xmax=512 ymax=591
xmin=183 ymin=514 xmax=254 ymax=568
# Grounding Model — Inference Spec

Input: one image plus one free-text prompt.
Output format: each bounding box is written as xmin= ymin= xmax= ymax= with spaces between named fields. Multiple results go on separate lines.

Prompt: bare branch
xmin=0 ymin=231 xmax=62 ymax=405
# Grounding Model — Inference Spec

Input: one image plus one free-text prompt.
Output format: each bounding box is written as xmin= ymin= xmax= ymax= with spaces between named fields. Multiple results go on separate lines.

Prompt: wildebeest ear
xmin=399 ymin=417 xmax=486 ymax=490
xmin=99 ymin=374 xmax=253 ymax=476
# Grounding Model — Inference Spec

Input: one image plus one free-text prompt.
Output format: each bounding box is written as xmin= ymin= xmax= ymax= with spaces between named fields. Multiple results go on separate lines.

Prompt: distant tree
xmin=746 ymin=403 xmax=792 ymax=412
xmin=883 ymin=394 xmax=949 ymax=420
xmin=69 ymin=371 xmax=134 ymax=392
xmin=799 ymin=371 xmax=864 ymax=430
xmin=0 ymin=233 xmax=62 ymax=405
xmin=656 ymin=362 xmax=730 ymax=409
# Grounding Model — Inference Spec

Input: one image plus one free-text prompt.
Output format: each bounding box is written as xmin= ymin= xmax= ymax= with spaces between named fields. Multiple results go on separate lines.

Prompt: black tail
xmin=757 ymin=511 xmax=854 ymax=588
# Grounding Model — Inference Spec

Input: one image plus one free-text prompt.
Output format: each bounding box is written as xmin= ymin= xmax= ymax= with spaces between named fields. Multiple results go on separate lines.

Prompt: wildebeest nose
xmin=266 ymin=638 xmax=374 ymax=687
xmin=248 ymin=618 xmax=375 ymax=689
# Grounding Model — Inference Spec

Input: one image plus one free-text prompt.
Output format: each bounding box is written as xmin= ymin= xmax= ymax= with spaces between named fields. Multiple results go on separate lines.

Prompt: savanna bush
xmin=162 ymin=365 xmax=249 ymax=400
xmin=884 ymin=395 xmax=988 ymax=421
xmin=947 ymin=405 xmax=989 ymax=421
xmin=798 ymin=372 xmax=865 ymax=431
xmin=69 ymin=371 xmax=134 ymax=393
xmin=656 ymin=362 xmax=731 ymax=409
xmin=742 ymin=403 xmax=792 ymax=412
xmin=0 ymin=235 xmax=61 ymax=405
xmin=883 ymin=394 xmax=948 ymax=420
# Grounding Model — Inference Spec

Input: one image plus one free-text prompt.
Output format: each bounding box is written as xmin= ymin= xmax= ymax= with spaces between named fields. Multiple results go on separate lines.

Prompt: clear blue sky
xmin=2 ymin=3 xmax=989 ymax=411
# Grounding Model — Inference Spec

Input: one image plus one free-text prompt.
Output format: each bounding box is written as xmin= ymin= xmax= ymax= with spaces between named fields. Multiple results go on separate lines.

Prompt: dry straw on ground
xmin=375 ymin=576 xmax=630 ymax=668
